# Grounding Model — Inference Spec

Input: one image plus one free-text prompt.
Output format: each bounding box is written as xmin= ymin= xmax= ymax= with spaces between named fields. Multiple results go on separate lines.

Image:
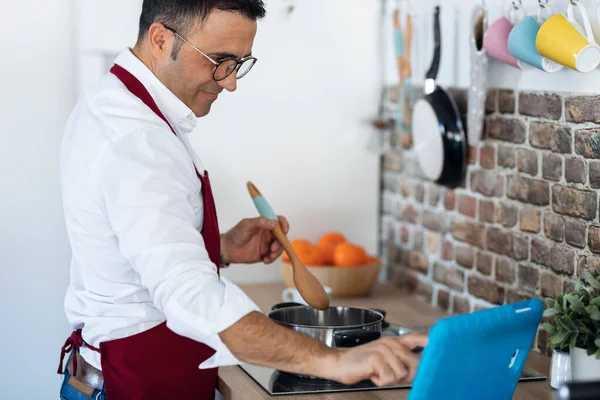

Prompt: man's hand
xmin=326 ymin=334 xmax=427 ymax=386
xmin=220 ymin=216 xmax=289 ymax=264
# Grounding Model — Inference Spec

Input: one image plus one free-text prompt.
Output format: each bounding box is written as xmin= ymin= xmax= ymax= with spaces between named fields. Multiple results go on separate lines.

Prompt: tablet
xmin=408 ymin=298 xmax=544 ymax=400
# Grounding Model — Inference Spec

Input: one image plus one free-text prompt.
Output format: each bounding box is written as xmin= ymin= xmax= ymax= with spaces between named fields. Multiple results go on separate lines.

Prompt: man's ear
xmin=146 ymin=23 xmax=173 ymax=61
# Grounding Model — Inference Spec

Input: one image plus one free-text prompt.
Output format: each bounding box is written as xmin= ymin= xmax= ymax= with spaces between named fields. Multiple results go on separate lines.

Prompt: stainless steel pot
xmin=268 ymin=304 xmax=383 ymax=348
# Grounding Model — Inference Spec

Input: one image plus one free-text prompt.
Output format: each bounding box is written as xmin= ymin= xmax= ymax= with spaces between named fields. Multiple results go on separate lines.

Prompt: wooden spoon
xmin=246 ymin=181 xmax=330 ymax=310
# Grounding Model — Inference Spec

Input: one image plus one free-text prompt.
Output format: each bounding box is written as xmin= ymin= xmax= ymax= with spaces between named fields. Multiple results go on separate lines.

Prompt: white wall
xmin=0 ymin=0 xmax=76 ymax=398
xmin=0 ymin=1 xmax=382 ymax=398
xmin=194 ymin=1 xmax=383 ymax=282
xmin=388 ymin=0 xmax=600 ymax=94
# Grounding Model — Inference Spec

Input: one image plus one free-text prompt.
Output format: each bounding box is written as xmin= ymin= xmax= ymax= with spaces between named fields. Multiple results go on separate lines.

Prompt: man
xmin=57 ymin=1 xmax=428 ymax=399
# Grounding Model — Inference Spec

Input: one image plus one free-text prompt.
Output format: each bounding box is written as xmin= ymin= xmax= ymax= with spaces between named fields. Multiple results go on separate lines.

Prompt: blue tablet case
xmin=408 ymin=298 xmax=544 ymax=400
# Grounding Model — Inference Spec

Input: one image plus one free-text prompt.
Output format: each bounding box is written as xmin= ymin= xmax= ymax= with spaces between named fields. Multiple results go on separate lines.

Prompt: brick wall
xmin=380 ymin=88 xmax=600 ymax=355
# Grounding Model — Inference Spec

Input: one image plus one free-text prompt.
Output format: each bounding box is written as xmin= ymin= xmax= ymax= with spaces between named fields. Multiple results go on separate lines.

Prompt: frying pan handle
xmin=425 ymin=6 xmax=441 ymax=83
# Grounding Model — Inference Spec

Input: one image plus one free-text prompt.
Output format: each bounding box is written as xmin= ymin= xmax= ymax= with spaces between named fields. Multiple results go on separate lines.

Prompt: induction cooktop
xmin=239 ymin=323 xmax=547 ymax=396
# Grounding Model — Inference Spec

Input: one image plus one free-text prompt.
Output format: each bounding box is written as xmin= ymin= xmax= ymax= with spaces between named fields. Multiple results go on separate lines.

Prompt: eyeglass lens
xmin=214 ymin=58 xmax=256 ymax=80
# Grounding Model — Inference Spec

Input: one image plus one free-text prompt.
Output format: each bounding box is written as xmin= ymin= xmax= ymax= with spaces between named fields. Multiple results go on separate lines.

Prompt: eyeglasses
xmin=164 ymin=25 xmax=257 ymax=81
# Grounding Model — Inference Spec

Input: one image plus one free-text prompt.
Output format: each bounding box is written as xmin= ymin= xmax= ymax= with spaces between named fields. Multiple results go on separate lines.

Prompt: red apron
xmin=58 ymin=63 xmax=222 ymax=400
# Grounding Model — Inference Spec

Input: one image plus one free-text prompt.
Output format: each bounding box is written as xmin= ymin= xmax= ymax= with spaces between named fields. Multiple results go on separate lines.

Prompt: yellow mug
xmin=536 ymin=2 xmax=600 ymax=73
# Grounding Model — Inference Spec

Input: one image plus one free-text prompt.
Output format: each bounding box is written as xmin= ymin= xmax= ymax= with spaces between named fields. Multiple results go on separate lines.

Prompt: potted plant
xmin=543 ymin=266 xmax=600 ymax=384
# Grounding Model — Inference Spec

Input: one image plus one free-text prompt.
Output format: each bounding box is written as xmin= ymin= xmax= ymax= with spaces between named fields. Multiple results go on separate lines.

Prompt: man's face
xmin=155 ymin=10 xmax=258 ymax=117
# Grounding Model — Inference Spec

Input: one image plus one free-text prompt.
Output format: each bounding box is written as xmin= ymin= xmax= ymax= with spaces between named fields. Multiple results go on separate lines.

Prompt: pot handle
xmin=333 ymin=331 xmax=381 ymax=348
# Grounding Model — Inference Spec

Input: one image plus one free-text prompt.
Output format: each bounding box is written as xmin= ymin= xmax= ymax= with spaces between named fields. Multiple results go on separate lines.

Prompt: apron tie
xmin=57 ymin=329 xmax=100 ymax=375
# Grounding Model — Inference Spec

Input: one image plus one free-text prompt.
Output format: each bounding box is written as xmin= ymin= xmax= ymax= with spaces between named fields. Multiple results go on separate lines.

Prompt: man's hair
xmin=137 ymin=0 xmax=266 ymax=59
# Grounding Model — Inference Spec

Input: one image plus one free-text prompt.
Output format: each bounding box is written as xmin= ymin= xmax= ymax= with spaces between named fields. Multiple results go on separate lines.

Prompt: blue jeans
xmin=59 ymin=354 xmax=106 ymax=400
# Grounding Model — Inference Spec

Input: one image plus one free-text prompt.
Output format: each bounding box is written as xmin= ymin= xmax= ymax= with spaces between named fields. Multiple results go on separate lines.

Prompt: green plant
xmin=542 ymin=266 xmax=600 ymax=359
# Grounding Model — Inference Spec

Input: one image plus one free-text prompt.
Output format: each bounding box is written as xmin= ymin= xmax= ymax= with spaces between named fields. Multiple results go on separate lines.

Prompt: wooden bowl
xmin=279 ymin=257 xmax=381 ymax=298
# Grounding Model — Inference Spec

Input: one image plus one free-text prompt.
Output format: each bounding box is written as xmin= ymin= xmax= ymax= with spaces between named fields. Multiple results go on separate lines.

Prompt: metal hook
xmin=570 ymin=0 xmax=580 ymax=5
xmin=512 ymin=0 xmax=522 ymax=9
xmin=538 ymin=0 xmax=549 ymax=8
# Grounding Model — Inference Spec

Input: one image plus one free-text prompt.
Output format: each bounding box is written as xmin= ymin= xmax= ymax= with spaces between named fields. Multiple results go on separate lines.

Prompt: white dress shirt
xmin=60 ymin=49 xmax=261 ymax=371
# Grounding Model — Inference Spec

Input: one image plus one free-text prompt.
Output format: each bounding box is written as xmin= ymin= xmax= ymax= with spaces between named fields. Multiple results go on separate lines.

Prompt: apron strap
xmin=57 ymin=329 xmax=100 ymax=375
xmin=109 ymin=63 xmax=203 ymax=179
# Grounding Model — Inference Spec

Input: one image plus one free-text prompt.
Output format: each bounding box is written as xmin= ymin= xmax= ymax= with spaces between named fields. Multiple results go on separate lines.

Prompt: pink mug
xmin=483 ymin=16 xmax=529 ymax=69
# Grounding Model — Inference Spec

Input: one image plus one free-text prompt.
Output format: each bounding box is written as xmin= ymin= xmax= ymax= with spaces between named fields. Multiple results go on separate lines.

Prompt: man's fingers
xmin=369 ymin=354 xmax=397 ymax=386
xmin=263 ymin=217 xmax=276 ymax=229
xmin=386 ymin=337 xmax=423 ymax=383
xmin=270 ymin=240 xmax=282 ymax=253
xmin=244 ymin=216 xmax=272 ymax=230
xmin=378 ymin=347 xmax=408 ymax=384
xmin=277 ymin=215 xmax=289 ymax=234
xmin=396 ymin=332 xmax=428 ymax=351
xmin=247 ymin=216 xmax=286 ymax=232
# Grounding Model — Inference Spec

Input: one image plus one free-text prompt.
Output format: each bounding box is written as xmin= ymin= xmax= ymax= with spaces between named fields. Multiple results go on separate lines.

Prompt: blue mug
xmin=508 ymin=15 xmax=563 ymax=72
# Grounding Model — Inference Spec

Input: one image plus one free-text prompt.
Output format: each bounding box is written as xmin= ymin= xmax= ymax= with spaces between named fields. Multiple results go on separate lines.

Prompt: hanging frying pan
xmin=411 ymin=5 xmax=467 ymax=188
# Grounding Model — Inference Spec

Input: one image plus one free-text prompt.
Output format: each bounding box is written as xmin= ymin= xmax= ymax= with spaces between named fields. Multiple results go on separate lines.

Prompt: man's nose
xmin=217 ymin=73 xmax=237 ymax=92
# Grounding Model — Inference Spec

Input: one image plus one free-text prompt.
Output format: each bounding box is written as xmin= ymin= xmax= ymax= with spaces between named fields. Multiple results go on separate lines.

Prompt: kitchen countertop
xmin=217 ymin=283 xmax=552 ymax=400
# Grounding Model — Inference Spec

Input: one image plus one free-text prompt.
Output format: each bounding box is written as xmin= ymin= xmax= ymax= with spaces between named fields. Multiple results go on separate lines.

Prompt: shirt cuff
xmin=199 ymin=277 xmax=262 ymax=369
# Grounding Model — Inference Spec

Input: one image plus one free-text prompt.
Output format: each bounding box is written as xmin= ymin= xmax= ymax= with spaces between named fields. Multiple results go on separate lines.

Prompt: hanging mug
xmin=508 ymin=0 xmax=563 ymax=72
xmin=589 ymin=1 xmax=600 ymax=44
xmin=483 ymin=0 xmax=530 ymax=69
xmin=536 ymin=0 xmax=600 ymax=73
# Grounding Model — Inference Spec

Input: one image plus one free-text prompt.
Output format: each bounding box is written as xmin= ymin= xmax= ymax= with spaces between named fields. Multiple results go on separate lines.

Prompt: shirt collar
xmin=113 ymin=48 xmax=197 ymax=135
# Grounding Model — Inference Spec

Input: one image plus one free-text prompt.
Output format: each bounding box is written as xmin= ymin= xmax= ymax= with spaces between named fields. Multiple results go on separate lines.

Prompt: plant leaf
xmin=551 ymin=330 xmax=570 ymax=346
xmin=595 ymin=339 xmax=600 ymax=348
xmin=555 ymin=297 xmax=564 ymax=311
xmin=543 ymin=308 xmax=558 ymax=317
xmin=588 ymin=347 xmax=597 ymax=356
xmin=570 ymin=333 xmax=578 ymax=348
xmin=576 ymin=320 xmax=593 ymax=334
xmin=545 ymin=298 xmax=555 ymax=308
xmin=567 ymin=294 xmax=584 ymax=307
xmin=563 ymin=295 xmax=568 ymax=312
xmin=582 ymin=333 xmax=590 ymax=347
xmin=584 ymin=271 xmax=593 ymax=281
xmin=589 ymin=278 xmax=600 ymax=290
xmin=564 ymin=316 xmax=579 ymax=331
xmin=557 ymin=317 xmax=571 ymax=332
xmin=587 ymin=305 xmax=600 ymax=315
xmin=582 ymin=291 xmax=592 ymax=303
xmin=567 ymin=295 xmax=587 ymax=314
xmin=595 ymin=349 xmax=600 ymax=360
xmin=591 ymin=312 xmax=600 ymax=321
xmin=590 ymin=297 xmax=600 ymax=307
xmin=543 ymin=323 xmax=557 ymax=335
xmin=576 ymin=279 xmax=583 ymax=293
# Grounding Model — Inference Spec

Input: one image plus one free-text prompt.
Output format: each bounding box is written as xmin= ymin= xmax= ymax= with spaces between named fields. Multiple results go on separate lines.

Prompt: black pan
xmin=411 ymin=6 xmax=467 ymax=188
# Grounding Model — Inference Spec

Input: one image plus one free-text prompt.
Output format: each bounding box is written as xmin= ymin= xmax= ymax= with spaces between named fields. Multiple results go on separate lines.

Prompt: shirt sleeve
xmin=94 ymin=126 xmax=261 ymax=368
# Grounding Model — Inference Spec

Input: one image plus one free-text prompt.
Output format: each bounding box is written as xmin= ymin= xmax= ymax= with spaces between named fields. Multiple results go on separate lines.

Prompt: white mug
xmin=589 ymin=1 xmax=600 ymax=45
xmin=282 ymin=286 xmax=332 ymax=305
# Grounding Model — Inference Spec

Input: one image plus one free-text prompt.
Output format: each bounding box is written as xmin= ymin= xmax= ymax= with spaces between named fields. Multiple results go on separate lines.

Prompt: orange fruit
xmin=317 ymin=232 xmax=347 ymax=265
xmin=282 ymin=239 xmax=325 ymax=266
xmin=333 ymin=242 xmax=368 ymax=267
xmin=282 ymin=239 xmax=312 ymax=262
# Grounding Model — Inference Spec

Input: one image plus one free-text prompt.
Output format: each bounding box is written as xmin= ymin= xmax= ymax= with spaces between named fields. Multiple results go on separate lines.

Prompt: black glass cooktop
xmin=239 ymin=363 xmax=546 ymax=396
xmin=239 ymin=323 xmax=547 ymax=396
